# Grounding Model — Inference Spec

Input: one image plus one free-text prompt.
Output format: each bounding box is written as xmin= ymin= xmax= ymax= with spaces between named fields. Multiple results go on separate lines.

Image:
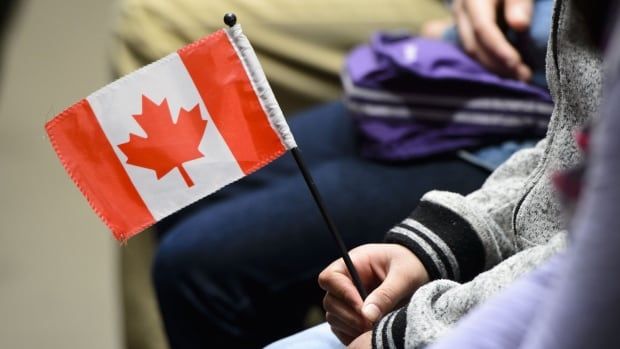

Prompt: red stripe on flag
xmin=45 ymin=100 xmax=155 ymax=241
xmin=178 ymin=30 xmax=286 ymax=175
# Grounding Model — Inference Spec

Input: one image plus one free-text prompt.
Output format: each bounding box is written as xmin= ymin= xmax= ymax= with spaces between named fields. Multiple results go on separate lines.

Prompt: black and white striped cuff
xmin=385 ymin=201 xmax=486 ymax=282
xmin=372 ymin=307 xmax=407 ymax=349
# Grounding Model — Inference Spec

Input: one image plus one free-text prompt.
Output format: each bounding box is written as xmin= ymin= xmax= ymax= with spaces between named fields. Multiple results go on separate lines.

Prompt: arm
xmin=322 ymin=139 xmax=548 ymax=346
xmin=386 ymin=138 xmax=546 ymax=283
xmin=400 ymin=49 xmax=620 ymax=349
xmin=425 ymin=252 xmax=566 ymax=349
xmin=374 ymin=233 xmax=566 ymax=349
xmin=368 ymin=138 xmax=554 ymax=348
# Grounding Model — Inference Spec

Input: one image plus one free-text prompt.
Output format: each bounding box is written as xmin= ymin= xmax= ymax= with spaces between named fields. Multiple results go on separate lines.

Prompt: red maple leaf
xmin=118 ymin=95 xmax=208 ymax=187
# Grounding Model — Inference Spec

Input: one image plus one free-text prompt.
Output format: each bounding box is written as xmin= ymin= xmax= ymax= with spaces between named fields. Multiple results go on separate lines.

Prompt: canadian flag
xmin=45 ymin=25 xmax=296 ymax=241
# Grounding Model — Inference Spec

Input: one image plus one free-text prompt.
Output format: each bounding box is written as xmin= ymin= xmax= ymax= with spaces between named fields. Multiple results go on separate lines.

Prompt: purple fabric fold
xmin=343 ymin=34 xmax=553 ymax=161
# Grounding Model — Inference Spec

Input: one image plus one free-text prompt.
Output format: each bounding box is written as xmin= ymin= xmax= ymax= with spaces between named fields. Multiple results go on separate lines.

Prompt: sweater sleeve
xmin=385 ymin=138 xmax=546 ymax=282
xmin=376 ymin=59 xmax=620 ymax=349
xmin=373 ymin=233 xmax=567 ymax=349
xmin=423 ymin=253 xmax=566 ymax=349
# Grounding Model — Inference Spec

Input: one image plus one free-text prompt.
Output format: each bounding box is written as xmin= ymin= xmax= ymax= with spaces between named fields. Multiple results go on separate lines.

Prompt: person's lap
xmin=152 ymin=102 xmax=489 ymax=348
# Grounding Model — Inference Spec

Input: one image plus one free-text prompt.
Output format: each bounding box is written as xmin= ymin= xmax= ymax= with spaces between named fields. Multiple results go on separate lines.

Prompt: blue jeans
xmin=153 ymin=102 xmax=488 ymax=348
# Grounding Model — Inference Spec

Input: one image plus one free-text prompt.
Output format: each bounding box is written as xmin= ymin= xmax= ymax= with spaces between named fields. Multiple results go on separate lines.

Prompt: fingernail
xmin=516 ymin=64 xmax=532 ymax=81
xmin=510 ymin=5 xmax=532 ymax=31
xmin=362 ymin=304 xmax=381 ymax=322
xmin=511 ymin=5 xmax=528 ymax=22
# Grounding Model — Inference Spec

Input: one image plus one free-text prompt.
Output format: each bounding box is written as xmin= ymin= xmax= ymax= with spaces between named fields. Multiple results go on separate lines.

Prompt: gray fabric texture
xmin=425 ymin=16 xmax=620 ymax=348
xmin=374 ymin=0 xmax=604 ymax=347
xmin=518 ymin=25 xmax=620 ymax=348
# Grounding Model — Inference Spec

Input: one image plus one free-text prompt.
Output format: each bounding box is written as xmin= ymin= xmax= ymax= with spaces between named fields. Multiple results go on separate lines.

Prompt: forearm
xmin=386 ymin=138 xmax=546 ymax=283
xmin=373 ymin=234 xmax=566 ymax=349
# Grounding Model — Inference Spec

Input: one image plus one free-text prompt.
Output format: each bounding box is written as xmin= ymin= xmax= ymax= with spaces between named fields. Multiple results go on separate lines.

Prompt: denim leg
xmin=152 ymin=104 xmax=490 ymax=348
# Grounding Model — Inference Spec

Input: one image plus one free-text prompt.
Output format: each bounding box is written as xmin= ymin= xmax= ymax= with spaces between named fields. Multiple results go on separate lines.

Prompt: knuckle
xmin=330 ymin=283 xmax=351 ymax=302
xmin=471 ymin=22 xmax=486 ymax=39
xmin=318 ymin=271 xmax=329 ymax=287
xmin=332 ymin=328 xmax=353 ymax=346
xmin=325 ymin=311 xmax=339 ymax=326
xmin=463 ymin=41 xmax=476 ymax=55
xmin=341 ymin=289 xmax=360 ymax=307
xmin=318 ymin=270 xmax=338 ymax=290
xmin=322 ymin=294 xmax=332 ymax=312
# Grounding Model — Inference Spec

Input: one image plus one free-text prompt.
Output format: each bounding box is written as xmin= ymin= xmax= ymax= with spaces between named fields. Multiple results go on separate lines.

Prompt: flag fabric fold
xmin=45 ymin=24 xmax=296 ymax=241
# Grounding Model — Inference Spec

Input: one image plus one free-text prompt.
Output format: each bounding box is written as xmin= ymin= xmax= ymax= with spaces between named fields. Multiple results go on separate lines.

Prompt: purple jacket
xmin=343 ymin=34 xmax=553 ymax=161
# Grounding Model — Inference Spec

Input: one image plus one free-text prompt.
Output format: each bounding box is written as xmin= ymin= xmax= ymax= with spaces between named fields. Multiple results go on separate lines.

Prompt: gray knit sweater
xmin=373 ymin=0 xmax=603 ymax=347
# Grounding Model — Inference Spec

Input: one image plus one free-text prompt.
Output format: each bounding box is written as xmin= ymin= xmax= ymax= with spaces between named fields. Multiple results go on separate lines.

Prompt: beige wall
xmin=0 ymin=0 xmax=122 ymax=348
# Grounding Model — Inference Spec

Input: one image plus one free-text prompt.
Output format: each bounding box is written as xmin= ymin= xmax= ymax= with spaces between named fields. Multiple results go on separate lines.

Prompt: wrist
xmin=372 ymin=307 xmax=408 ymax=349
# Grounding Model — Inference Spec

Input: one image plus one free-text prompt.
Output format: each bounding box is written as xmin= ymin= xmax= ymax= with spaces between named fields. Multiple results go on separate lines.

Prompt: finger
xmin=504 ymin=0 xmax=533 ymax=31
xmin=323 ymin=294 xmax=370 ymax=331
xmin=455 ymin=0 xmax=532 ymax=80
xmin=318 ymin=259 xmax=345 ymax=289
xmin=331 ymin=327 xmax=355 ymax=346
xmin=514 ymin=63 xmax=533 ymax=82
xmin=361 ymin=268 xmax=414 ymax=323
xmin=456 ymin=5 xmax=511 ymax=76
xmin=325 ymin=312 xmax=367 ymax=339
xmin=455 ymin=1 xmax=480 ymax=58
xmin=454 ymin=0 xmax=475 ymax=54
xmin=319 ymin=260 xmax=364 ymax=309
xmin=464 ymin=0 xmax=522 ymax=69
xmin=420 ymin=18 xmax=454 ymax=39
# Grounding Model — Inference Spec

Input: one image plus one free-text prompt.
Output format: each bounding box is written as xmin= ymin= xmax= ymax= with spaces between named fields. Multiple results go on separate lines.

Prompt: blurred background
xmin=0 ymin=0 xmax=122 ymax=348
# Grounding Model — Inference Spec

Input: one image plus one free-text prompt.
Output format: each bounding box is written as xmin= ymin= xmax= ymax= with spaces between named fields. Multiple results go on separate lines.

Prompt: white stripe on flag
xmin=225 ymin=25 xmax=297 ymax=149
xmin=86 ymin=52 xmax=245 ymax=220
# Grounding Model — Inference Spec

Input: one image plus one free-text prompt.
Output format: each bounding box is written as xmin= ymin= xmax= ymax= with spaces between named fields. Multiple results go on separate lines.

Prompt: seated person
xmin=112 ymin=0 xmax=551 ymax=347
xmin=267 ymin=0 xmax=603 ymax=347
xmin=430 ymin=7 xmax=618 ymax=348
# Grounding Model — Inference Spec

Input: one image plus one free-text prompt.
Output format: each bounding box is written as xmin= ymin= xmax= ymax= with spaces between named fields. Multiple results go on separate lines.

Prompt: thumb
xmin=361 ymin=271 xmax=410 ymax=323
xmin=504 ymin=0 xmax=533 ymax=31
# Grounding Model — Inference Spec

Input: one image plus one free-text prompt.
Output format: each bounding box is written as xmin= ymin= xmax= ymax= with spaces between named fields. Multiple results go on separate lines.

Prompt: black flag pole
xmin=223 ymin=13 xmax=368 ymax=300
xmin=289 ymin=147 xmax=369 ymax=299
xmin=223 ymin=12 xmax=237 ymax=27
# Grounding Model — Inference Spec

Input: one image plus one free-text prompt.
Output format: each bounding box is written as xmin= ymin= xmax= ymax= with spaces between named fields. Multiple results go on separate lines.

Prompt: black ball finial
xmin=224 ymin=13 xmax=237 ymax=27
